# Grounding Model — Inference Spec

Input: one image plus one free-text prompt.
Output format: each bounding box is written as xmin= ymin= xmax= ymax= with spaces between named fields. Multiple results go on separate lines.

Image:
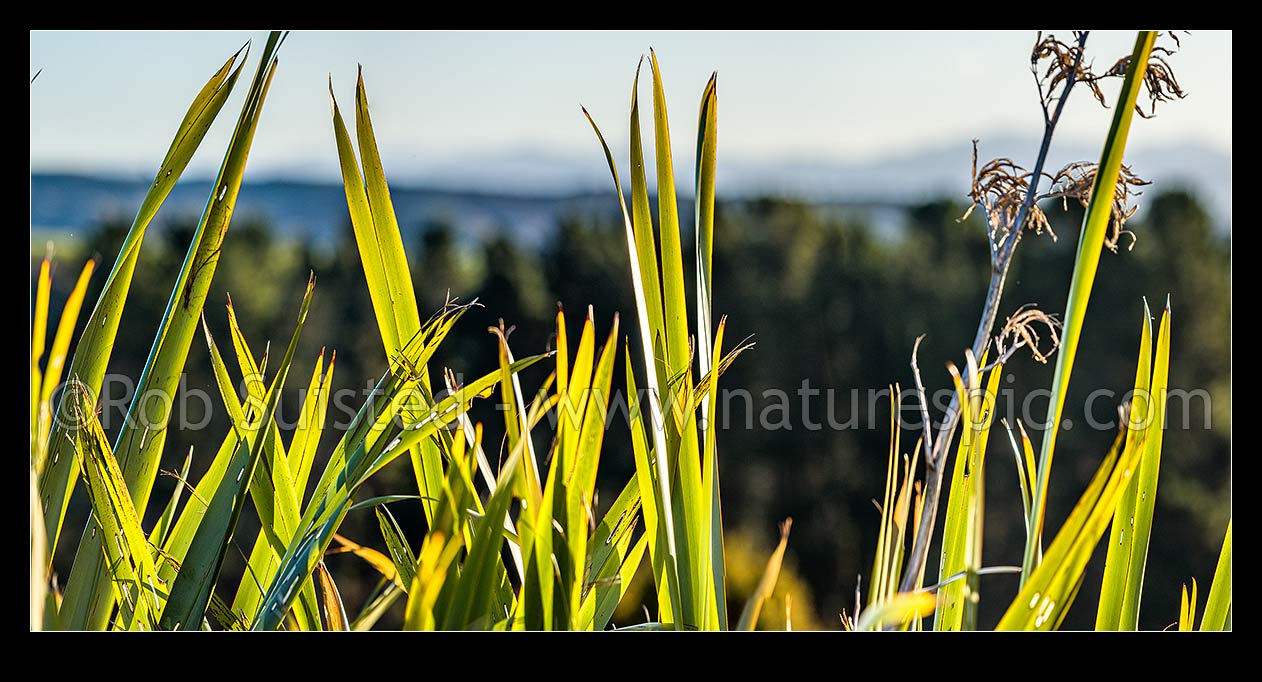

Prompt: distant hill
xmin=718 ymin=136 xmax=1232 ymax=227
xmin=367 ymin=135 xmax=1230 ymax=228
xmin=29 ymin=174 xmax=617 ymax=250
xmin=30 ymin=137 xmax=1229 ymax=246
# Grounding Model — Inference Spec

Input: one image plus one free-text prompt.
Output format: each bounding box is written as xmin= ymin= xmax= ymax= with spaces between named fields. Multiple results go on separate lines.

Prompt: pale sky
xmin=30 ymin=30 xmax=1231 ymax=182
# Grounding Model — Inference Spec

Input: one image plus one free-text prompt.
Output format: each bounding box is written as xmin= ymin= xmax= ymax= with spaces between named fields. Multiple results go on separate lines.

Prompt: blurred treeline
xmin=36 ymin=187 xmax=1229 ymax=630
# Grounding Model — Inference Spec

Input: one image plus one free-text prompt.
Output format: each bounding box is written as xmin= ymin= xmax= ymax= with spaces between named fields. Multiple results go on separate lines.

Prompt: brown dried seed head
xmin=1031 ymin=31 xmax=1104 ymax=111
xmin=960 ymin=141 xmax=1049 ymax=245
xmin=995 ymin=304 xmax=1063 ymax=365
xmin=1043 ymin=162 xmax=1150 ymax=251
xmin=1094 ymin=32 xmax=1188 ymax=118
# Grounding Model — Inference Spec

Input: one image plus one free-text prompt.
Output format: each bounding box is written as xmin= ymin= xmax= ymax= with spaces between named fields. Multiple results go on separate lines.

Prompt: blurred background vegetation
xmin=33 ymin=184 xmax=1229 ymax=630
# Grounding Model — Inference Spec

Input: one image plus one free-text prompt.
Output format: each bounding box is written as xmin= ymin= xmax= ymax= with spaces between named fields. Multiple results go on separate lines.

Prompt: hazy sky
xmin=30 ymin=30 xmax=1231 ymax=181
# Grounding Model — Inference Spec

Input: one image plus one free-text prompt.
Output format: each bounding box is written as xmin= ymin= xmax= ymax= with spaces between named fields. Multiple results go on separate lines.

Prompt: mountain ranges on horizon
xmin=31 ymin=136 xmax=1230 ymax=248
